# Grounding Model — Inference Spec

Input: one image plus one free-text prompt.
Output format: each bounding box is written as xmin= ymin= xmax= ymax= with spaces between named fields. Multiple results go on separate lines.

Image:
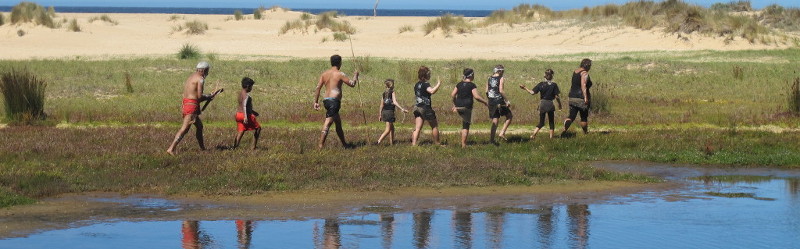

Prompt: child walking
xmin=520 ymin=69 xmax=562 ymax=139
xmin=377 ymin=79 xmax=409 ymax=145
xmin=234 ymin=77 xmax=262 ymax=149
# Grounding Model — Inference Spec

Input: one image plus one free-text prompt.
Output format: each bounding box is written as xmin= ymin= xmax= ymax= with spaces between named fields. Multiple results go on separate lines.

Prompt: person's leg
xmin=233 ymin=130 xmax=245 ymax=149
xmin=499 ymin=110 xmax=513 ymax=139
xmin=412 ymin=117 xmax=423 ymax=146
xmin=547 ymin=111 xmax=555 ymax=138
xmin=429 ymin=119 xmax=440 ymax=145
xmin=378 ymin=122 xmax=391 ymax=144
xmin=564 ymin=106 xmax=578 ymax=134
xmin=167 ymin=115 xmax=195 ymax=155
xmin=580 ymin=109 xmax=589 ymax=134
xmin=460 ymin=129 xmax=468 ymax=148
xmin=194 ymin=116 xmax=205 ymax=150
xmin=252 ymin=127 xmax=260 ymax=149
xmin=533 ymin=111 xmax=546 ymax=139
xmin=333 ymin=115 xmax=347 ymax=147
xmin=388 ymin=123 xmax=395 ymax=145
xmin=318 ymin=117 xmax=334 ymax=149
xmin=490 ymin=118 xmax=499 ymax=143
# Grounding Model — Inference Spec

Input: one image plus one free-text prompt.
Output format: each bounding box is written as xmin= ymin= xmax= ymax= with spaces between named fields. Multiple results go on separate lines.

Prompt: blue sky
xmin=1 ymin=0 xmax=797 ymax=10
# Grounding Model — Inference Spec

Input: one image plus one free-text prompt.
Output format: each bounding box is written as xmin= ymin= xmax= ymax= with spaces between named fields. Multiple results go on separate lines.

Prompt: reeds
xmin=10 ymin=2 xmax=56 ymax=28
xmin=0 ymin=68 xmax=47 ymax=123
xmin=177 ymin=43 xmax=201 ymax=60
xmin=88 ymin=14 xmax=118 ymax=25
xmin=67 ymin=18 xmax=80 ymax=32
xmin=423 ymin=14 xmax=474 ymax=36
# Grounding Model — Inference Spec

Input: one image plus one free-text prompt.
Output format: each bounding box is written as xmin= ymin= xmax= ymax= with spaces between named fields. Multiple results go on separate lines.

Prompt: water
xmin=1 ymin=166 xmax=799 ymax=248
xmin=0 ymin=6 xmax=494 ymax=17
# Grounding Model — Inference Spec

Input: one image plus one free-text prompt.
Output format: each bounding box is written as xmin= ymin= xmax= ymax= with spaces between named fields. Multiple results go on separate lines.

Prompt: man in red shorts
xmin=166 ymin=61 xmax=220 ymax=155
xmin=233 ymin=77 xmax=261 ymax=149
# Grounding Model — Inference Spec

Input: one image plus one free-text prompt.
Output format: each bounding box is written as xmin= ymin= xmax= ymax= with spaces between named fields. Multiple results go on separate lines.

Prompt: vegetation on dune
xmin=480 ymin=0 xmax=799 ymax=44
xmin=176 ymin=43 xmax=201 ymax=60
xmin=172 ymin=19 xmax=209 ymax=35
xmin=0 ymin=13 xmax=5 ymax=26
xmin=280 ymin=11 xmax=356 ymax=35
xmin=253 ymin=6 xmax=266 ymax=20
xmin=10 ymin=1 xmax=56 ymax=28
xmin=66 ymin=18 xmax=80 ymax=32
xmin=398 ymin=25 xmax=414 ymax=33
xmin=167 ymin=14 xmax=183 ymax=22
xmin=88 ymin=14 xmax=118 ymax=25
xmin=422 ymin=14 xmax=474 ymax=36
xmin=0 ymin=68 xmax=47 ymax=124
xmin=234 ymin=10 xmax=244 ymax=21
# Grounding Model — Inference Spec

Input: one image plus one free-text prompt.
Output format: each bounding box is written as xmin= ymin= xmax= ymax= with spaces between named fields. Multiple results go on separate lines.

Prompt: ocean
xmin=0 ymin=6 xmax=494 ymax=17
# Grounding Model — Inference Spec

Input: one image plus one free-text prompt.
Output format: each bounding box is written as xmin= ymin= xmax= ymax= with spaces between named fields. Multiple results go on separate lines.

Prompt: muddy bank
xmin=0 ymin=180 xmax=672 ymax=239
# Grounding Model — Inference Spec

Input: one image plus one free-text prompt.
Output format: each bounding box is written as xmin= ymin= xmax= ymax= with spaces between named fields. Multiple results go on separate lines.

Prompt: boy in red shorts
xmin=234 ymin=77 xmax=261 ymax=149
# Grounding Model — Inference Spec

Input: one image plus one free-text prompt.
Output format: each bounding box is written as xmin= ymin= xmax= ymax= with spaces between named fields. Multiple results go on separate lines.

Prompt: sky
xmin=0 ymin=0 xmax=797 ymax=10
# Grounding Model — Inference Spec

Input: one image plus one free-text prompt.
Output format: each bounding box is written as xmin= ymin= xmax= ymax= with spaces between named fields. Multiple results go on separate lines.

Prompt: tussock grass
xmin=173 ymin=19 xmax=209 ymax=35
xmin=423 ymin=14 xmax=474 ymax=36
xmin=332 ymin=32 xmax=348 ymax=41
xmin=10 ymin=2 xmax=56 ymax=28
xmin=0 ymin=13 xmax=5 ymax=26
xmin=167 ymin=14 xmax=183 ymax=22
xmin=590 ymin=82 xmax=612 ymax=115
xmin=124 ymin=72 xmax=134 ymax=93
xmin=253 ymin=6 xmax=265 ymax=20
xmin=759 ymin=5 xmax=800 ymax=31
xmin=234 ymin=10 xmax=243 ymax=21
xmin=0 ymin=68 xmax=47 ymax=124
xmin=280 ymin=19 xmax=308 ymax=34
xmin=711 ymin=1 xmax=753 ymax=12
xmin=176 ymin=43 xmax=201 ymax=60
xmin=88 ymin=14 xmax=118 ymax=25
xmin=281 ymin=11 xmax=356 ymax=35
xmin=67 ymin=18 xmax=80 ymax=32
xmin=789 ymin=77 xmax=800 ymax=114
xmin=482 ymin=4 xmax=554 ymax=26
xmin=398 ymin=25 xmax=414 ymax=33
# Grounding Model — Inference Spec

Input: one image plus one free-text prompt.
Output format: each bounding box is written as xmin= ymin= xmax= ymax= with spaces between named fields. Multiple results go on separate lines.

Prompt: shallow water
xmin=2 ymin=164 xmax=800 ymax=248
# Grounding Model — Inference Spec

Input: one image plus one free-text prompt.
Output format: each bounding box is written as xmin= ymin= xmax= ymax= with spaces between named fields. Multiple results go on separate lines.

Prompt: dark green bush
xmin=177 ymin=43 xmax=201 ymax=60
xmin=0 ymin=68 xmax=47 ymax=123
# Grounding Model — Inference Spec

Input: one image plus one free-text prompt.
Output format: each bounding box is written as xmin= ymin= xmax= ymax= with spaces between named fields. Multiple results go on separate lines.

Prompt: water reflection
xmin=413 ymin=211 xmax=432 ymax=249
xmin=236 ymin=220 xmax=253 ymax=249
xmin=380 ymin=214 xmax=394 ymax=249
xmin=537 ymin=206 xmax=555 ymax=249
xmin=486 ymin=211 xmax=504 ymax=249
xmin=567 ymin=205 xmax=590 ymax=249
xmin=323 ymin=219 xmax=341 ymax=249
xmin=788 ymin=178 xmax=800 ymax=198
xmin=453 ymin=211 xmax=472 ymax=249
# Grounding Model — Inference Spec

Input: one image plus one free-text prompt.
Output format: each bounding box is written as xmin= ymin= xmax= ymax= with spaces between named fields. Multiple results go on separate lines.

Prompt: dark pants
xmin=538 ymin=111 xmax=555 ymax=129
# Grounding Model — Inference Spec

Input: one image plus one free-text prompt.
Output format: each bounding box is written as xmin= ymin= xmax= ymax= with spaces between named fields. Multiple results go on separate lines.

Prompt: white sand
xmin=0 ymin=9 xmax=796 ymax=60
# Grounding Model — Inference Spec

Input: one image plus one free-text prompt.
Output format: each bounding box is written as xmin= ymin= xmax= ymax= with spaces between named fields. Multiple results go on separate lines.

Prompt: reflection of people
xmin=486 ymin=212 xmax=505 ymax=249
xmin=537 ymin=206 xmax=555 ymax=247
xmin=323 ymin=218 xmax=341 ymax=249
xmin=233 ymin=77 xmax=261 ymax=149
xmin=453 ymin=211 xmax=472 ymax=249
xmin=236 ymin=220 xmax=253 ymax=249
xmin=451 ymin=68 xmax=488 ymax=148
xmin=313 ymin=55 xmax=359 ymax=149
xmin=380 ymin=214 xmax=395 ymax=249
xmin=413 ymin=211 xmax=433 ymax=249
xmin=411 ymin=66 xmax=442 ymax=146
xmin=182 ymin=221 xmax=200 ymax=249
xmin=567 ymin=204 xmax=590 ymax=249
xmin=520 ymin=69 xmax=562 ymax=139
xmin=487 ymin=65 xmax=513 ymax=143
xmin=167 ymin=62 xmax=220 ymax=155
xmin=377 ymin=79 xmax=409 ymax=145
xmin=563 ymin=59 xmax=593 ymax=135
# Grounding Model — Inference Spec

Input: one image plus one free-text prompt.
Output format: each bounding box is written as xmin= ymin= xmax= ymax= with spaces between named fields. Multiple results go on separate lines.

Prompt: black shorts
xmin=489 ymin=104 xmax=512 ymax=119
xmin=323 ymin=98 xmax=341 ymax=118
xmin=413 ymin=106 xmax=437 ymax=121
xmin=381 ymin=109 xmax=396 ymax=123
xmin=568 ymin=98 xmax=589 ymax=122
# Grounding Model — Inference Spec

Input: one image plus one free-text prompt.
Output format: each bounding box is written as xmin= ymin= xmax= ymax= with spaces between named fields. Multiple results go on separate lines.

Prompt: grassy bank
xmin=1 ymin=49 xmax=800 ymax=127
xmin=2 ymin=125 xmax=800 ymax=207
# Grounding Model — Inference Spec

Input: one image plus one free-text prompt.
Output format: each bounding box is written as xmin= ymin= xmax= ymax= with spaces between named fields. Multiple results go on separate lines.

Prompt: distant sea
xmin=0 ymin=6 xmax=493 ymax=17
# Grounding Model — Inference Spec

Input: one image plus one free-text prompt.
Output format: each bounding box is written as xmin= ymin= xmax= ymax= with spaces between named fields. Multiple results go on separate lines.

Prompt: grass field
xmin=2 ymin=49 xmax=800 ymax=207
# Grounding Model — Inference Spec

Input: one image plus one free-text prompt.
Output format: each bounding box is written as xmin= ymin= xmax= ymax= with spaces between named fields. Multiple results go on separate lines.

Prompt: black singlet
xmin=454 ymin=81 xmax=477 ymax=108
xmin=382 ymin=89 xmax=395 ymax=110
xmin=414 ymin=81 xmax=432 ymax=107
xmin=487 ymin=76 xmax=505 ymax=105
xmin=568 ymin=70 xmax=593 ymax=99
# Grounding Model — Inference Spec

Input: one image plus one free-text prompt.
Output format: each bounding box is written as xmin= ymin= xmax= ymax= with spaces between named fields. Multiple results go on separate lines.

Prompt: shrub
xmin=234 ymin=10 xmax=243 ymax=21
xmin=0 ymin=13 xmax=5 ymax=26
xmin=332 ymin=32 xmax=348 ymax=41
xmin=590 ymin=82 xmax=612 ymax=115
xmin=759 ymin=5 xmax=800 ymax=31
xmin=300 ymin=12 xmax=312 ymax=21
xmin=423 ymin=13 xmax=474 ymax=36
xmin=0 ymin=68 xmax=47 ymax=123
xmin=710 ymin=1 xmax=752 ymax=12
xmin=67 ymin=18 xmax=80 ymax=32
xmin=789 ymin=77 xmax=800 ymax=114
xmin=253 ymin=7 xmax=265 ymax=20
xmin=88 ymin=14 xmax=118 ymax=25
xmin=11 ymin=2 xmax=56 ymax=28
xmin=280 ymin=19 xmax=306 ymax=34
xmin=168 ymin=14 xmax=183 ymax=22
xmin=177 ymin=43 xmax=201 ymax=60
xmin=184 ymin=20 xmax=208 ymax=35
xmin=124 ymin=72 xmax=134 ymax=93
xmin=398 ymin=25 xmax=414 ymax=33
xmin=17 ymin=29 xmax=25 ymax=37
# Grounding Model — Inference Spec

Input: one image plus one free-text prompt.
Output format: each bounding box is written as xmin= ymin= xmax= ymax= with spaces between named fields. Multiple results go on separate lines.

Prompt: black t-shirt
xmin=487 ymin=76 xmax=505 ymax=105
xmin=533 ymin=81 xmax=560 ymax=100
xmin=454 ymin=81 xmax=477 ymax=108
xmin=415 ymin=81 xmax=432 ymax=107
xmin=382 ymin=89 xmax=395 ymax=110
xmin=568 ymin=71 xmax=593 ymax=99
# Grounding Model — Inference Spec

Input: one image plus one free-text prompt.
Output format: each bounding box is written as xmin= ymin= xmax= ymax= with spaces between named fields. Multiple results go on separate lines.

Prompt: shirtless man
xmin=313 ymin=55 xmax=359 ymax=149
xmin=166 ymin=62 xmax=220 ymax=155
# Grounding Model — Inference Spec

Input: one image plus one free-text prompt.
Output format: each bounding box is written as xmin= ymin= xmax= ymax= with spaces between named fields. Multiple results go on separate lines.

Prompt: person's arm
xmin=391 ymin=91 xmax=408 ymax=113
xmin=581 ymin=71 xmax=589 ymax=104
xmin=519 ymin=84 xmax=535 ymax=95
xmin=556 ymin=95 xmax=563 ymax=110
xmin=341 ymin=71 xmax=359 ymax=88
xmin=450 ymin=86 xmax=458 ymax=112
xmin=472 ymin=88 xmax=488 ymax=106
xmin=313 ymin=76 xmax=324 ymax=110
xmin=197 ymin=79 xmax=208 ymax=101
xmin=243 ymin=94 xmax=250 ymax=124
xmin=428 ymin=77 xmax=441 ymax=94
xmin=499 ymin=77 xmax=509 ymax=103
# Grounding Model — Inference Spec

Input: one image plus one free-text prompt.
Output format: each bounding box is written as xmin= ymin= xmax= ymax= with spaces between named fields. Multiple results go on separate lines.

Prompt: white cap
xmin=196 ymin=61 xmax=210 ymax=69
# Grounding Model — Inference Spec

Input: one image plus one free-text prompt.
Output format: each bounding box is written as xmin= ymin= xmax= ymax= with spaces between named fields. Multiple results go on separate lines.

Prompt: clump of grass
xmin=0 ymin=187 xmax=36 ymax=208
xmin=300 ymin=12 xmax=312 ymax=20
xmin=10 ymin=2 xmax=56 ymax=28
xmin=17 ymin=29 xmax=25 ymax=37
xmin=176 ymin=19 xmax=209 ymax=35
xmin=280 ymin=19 xmax=308 ymax=34
xmin=482 ymin=4 xmax=554 ymax=26
xmin=398 ymin=24 xmax=414 ymax=33
xmin=0 ymin=68 xmax=47 ymax=123
xmin=0 ymin=13 xmax=5 ymax=26
xmin=423 ymin=13 xmax=474 ymax=36
xmin=710 ymin=1 xmax=753 ymax=12
xmin=204 ymin=51 xmax=217 ymax=61
xmin=67 ymin=18 xmax=80 ymax=32
xmin=88 ymin=14 xmax=118 ymax=25
xmin=732 ymin=65 xmax=744 ymax=80
xmin=789 ymin=77 xmax=800 ymax=114
xmin=354 ymin=56 xmax=372 ymax=74
xmin=124 ymin=72 xmax=134 ymax=93
xmin=167 ymin=14 xmax=183 ymax=22
xmin=234 ymin=10 xmax=243 ymax=21
xmin=759 ymin=5 xmax=800 ymax=31
xmin=332 ymin=32 xmax=348 ymax=41
xmin=590 ymin=82 xmax=612 ymax=115
xmin=177 ymin=43 xmax=201 ymax=60
xmin=281 ymin=11 xmax=356 ymax=35
xmin=270 ymin=5 xmax=285 ymax=12
xmin=253 ymin=6 xmax=265 ymax=20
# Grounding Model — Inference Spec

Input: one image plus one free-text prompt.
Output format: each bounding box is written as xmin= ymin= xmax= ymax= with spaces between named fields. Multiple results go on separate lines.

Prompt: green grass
xmin=0 ymin=68 xmax=47 ymax=124
xmin=176 ymin=43 xmax=201 ymax=60
xmin=10 ymin=1 xmax=56 ymax=28
xmin=253 ymin=6 xmax=265 ymax=20
xmin=0 ymin=13 xmax=5 ymax=26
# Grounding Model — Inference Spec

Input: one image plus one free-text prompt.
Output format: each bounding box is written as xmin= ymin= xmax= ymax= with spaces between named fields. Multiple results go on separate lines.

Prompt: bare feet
xmin=166 ymin=149 xmax=176 ymax=156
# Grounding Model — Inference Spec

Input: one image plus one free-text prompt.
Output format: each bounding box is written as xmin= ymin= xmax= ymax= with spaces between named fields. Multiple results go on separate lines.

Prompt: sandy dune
xmin=0 ymin=9 xmax=796 ymax=60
